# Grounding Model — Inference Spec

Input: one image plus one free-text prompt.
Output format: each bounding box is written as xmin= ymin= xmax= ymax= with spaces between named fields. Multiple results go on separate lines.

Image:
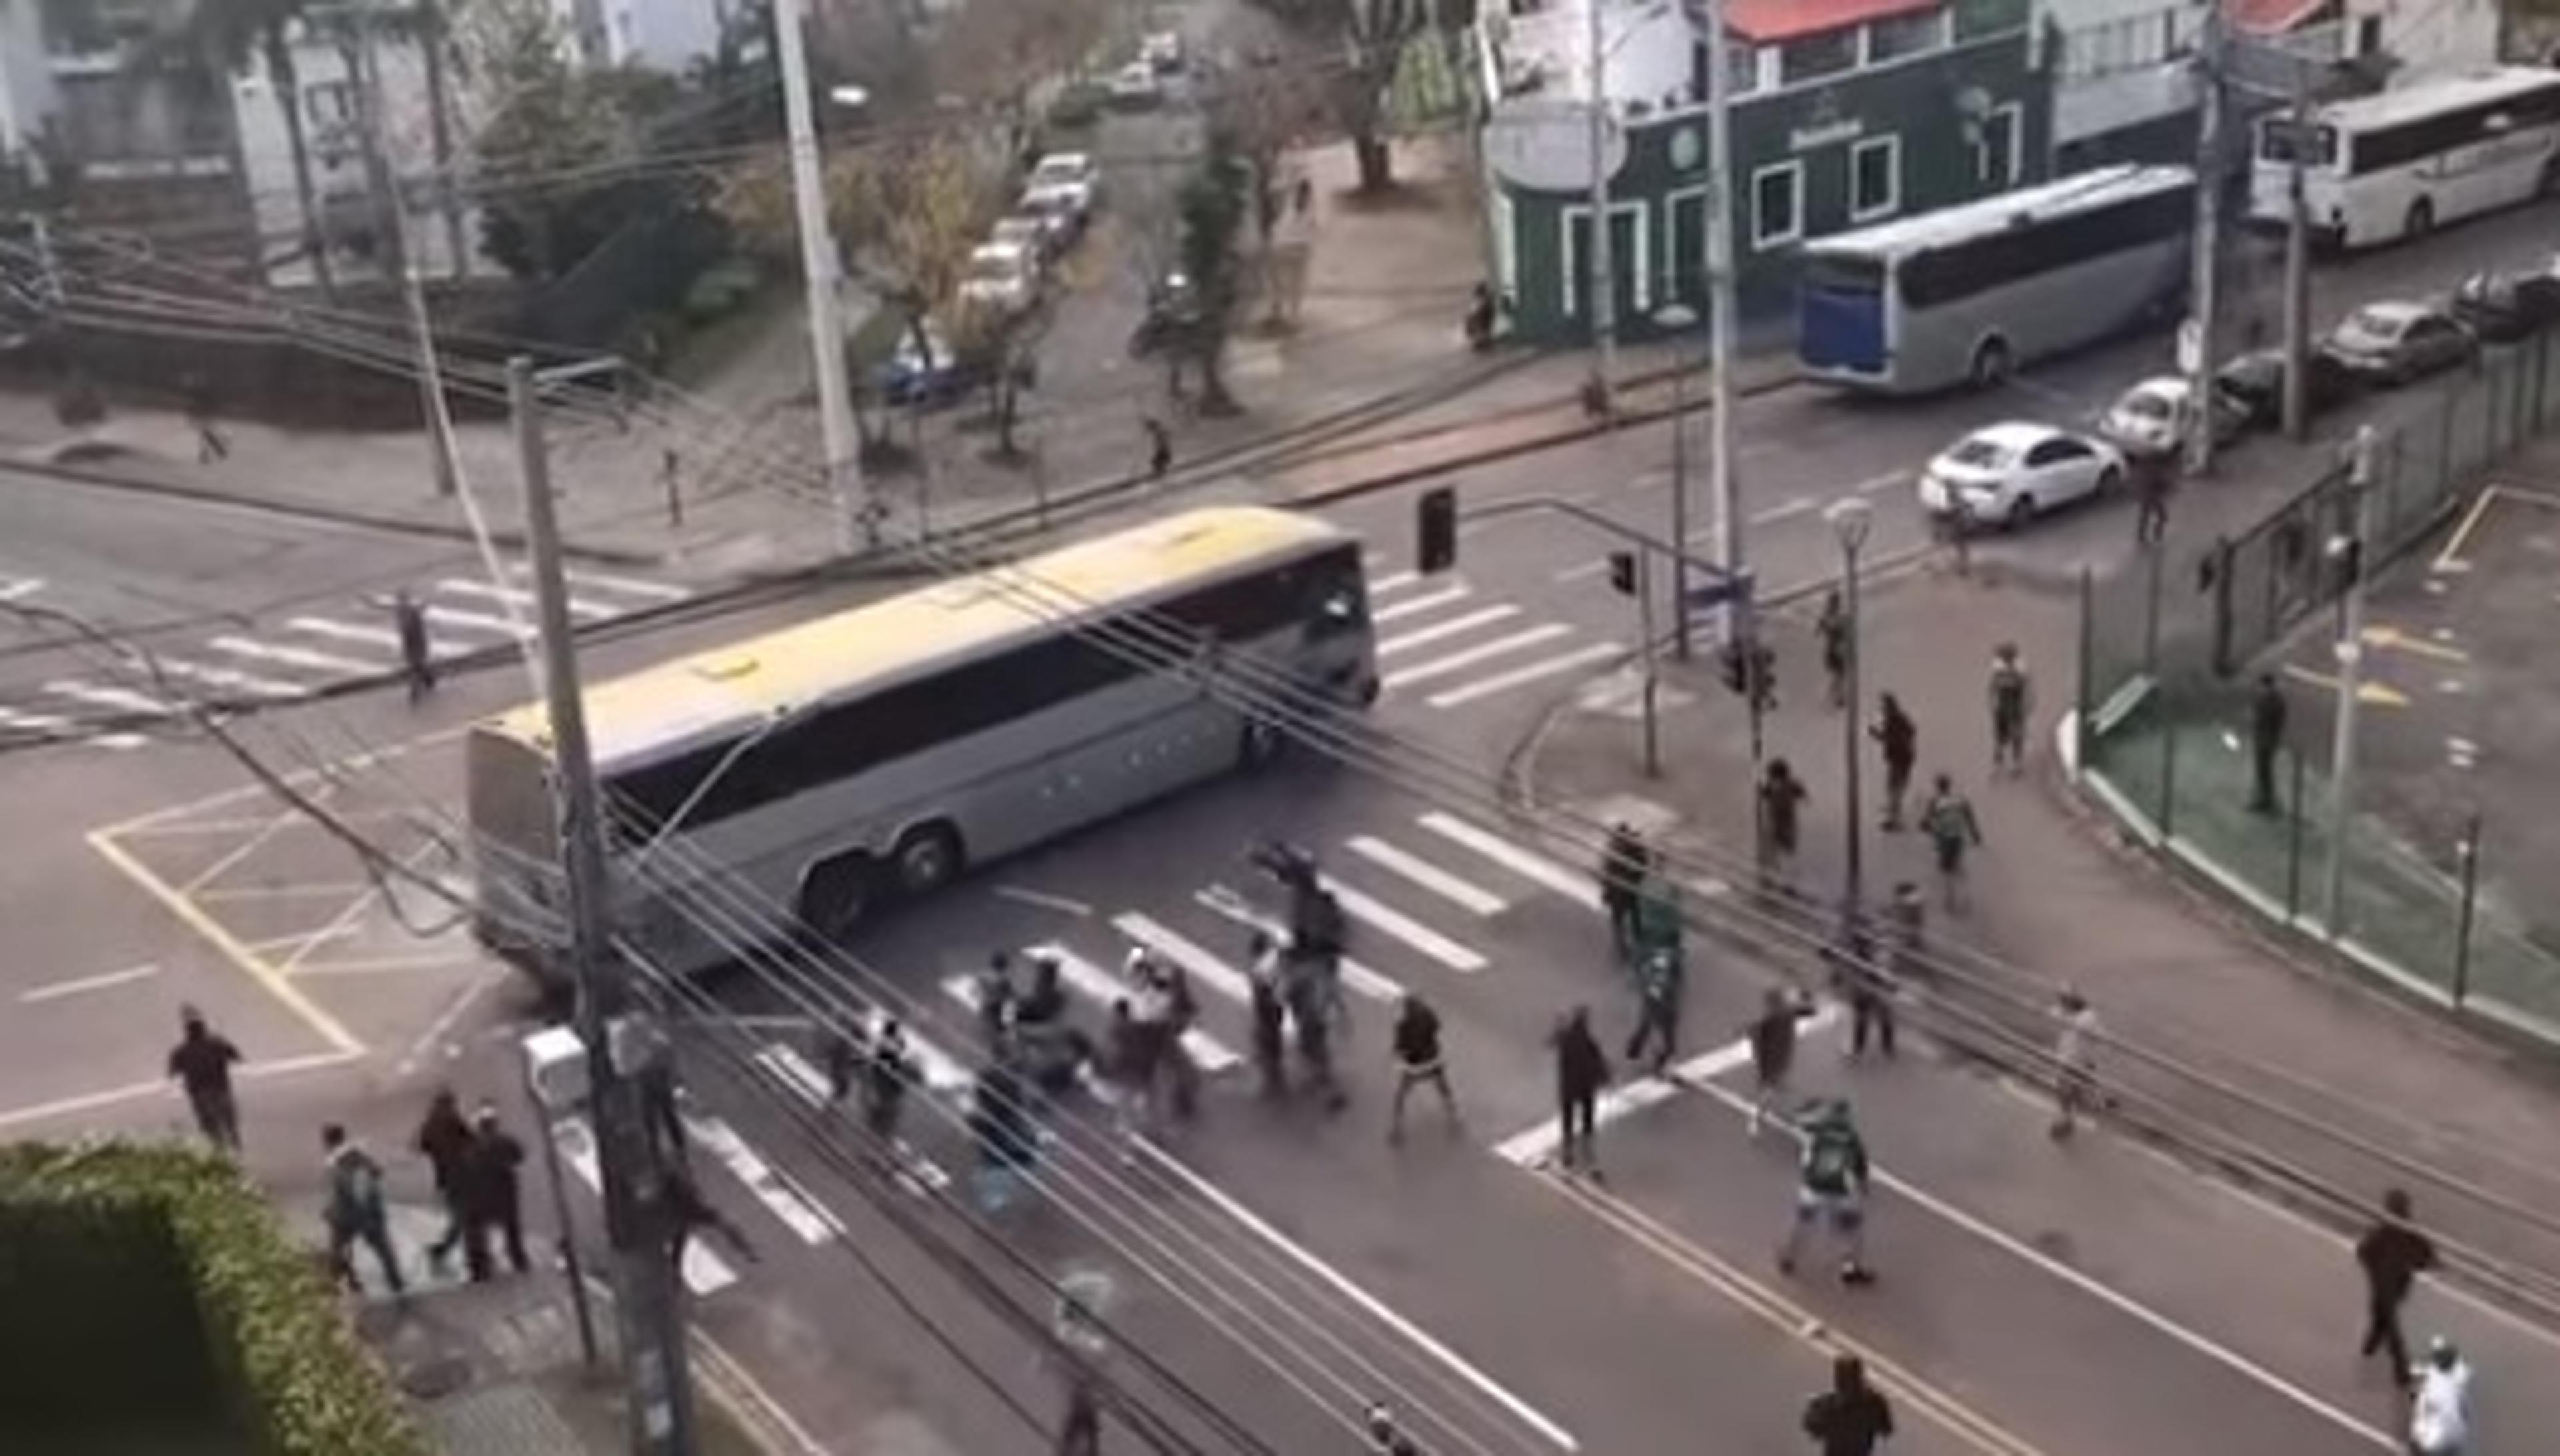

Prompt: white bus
xmin=468 ymin=506 xmax=1379 ymax=982
xmin=1797 ymin=165 xmax=2196 ymax=395
xmin=2252 ymin=67 xmax=2560 ymax=249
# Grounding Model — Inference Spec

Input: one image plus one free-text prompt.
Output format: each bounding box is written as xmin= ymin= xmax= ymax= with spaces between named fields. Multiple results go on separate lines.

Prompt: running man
xmin=1777 ymin=1100 xmax=1875 ymax=1286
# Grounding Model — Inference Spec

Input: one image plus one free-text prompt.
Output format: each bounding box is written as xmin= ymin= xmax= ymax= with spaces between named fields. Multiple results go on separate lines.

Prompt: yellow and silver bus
xmin=469 ymin=506 xmax=1378 ymax=981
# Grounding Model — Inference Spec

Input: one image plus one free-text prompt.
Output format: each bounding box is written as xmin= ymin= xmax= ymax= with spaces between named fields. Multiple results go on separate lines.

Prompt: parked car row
xmin=874 ymin=150 xmax=1107 ymax=407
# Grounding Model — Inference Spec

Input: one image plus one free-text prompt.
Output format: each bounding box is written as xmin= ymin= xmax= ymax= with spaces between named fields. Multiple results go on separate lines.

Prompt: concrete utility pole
xmin=2185 ymin=4 xmax=2225 ymax=477
xmin=1583 ymin=0 xmax=1616 ymax=411
xmin=2322 ymin=423 xmax=2378 ymax=936
xmin=510 ymin=357 xmax=700 ymax=1456
xmin=2281 ymin=68 xmax=2313 ymax=441
xmin=1703 ymin=0 xmax=1742 ymax=647
xmin=774 ymin=0 xmax=866 ymax=553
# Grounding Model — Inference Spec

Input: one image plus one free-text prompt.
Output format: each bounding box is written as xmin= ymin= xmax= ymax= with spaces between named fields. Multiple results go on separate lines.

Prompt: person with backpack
xmin=322 ymin=1123 xmax=405 ymax=1297
xmin=1777 ymin=1100 xmax=1875 ymax=1286
xmin=1871 ymin=695 xmax=1917 ymax=831
xmin=1988 ymin=644 xmax=2032 ymax=777
xmin=1623 ymin=943 xmax=1685 ymax=1077
xmin=1919 ymin=774 xmax=1985 ymax=913
xmin=1802 ymin=1354 xmax=1895 ymax=1455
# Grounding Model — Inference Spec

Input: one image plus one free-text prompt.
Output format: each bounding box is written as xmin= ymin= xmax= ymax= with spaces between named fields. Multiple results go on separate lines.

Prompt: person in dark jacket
xmin=1872 ymin=695 xmax=1917 ymax=831
xmin=1761 ymin=759 xmax=1809 ymax=885
xmin=1387 ymin=993 xmax=1459 ymax=1143
xmin=1803 ymin=1354 xmax=1895 ymax=1455
xmin=414 ymin=1088 xmax=475 ymax=1271
xmin=460 ymin=1102 xmax=530 ymax=1278
xmin=1550 ymin=1006 xmax=1609 ymax=1177
xmin=167 ymin=1007 xmax=243 ymax=1152
xmin=1599 ymin=823 xmax=1649 ymax=959
xmin=2249 ymin=672 xmax=2288 ymax=814
xmin=2357 ymin=1187 xmax=2437 ymax=1388
xmin=1747 ymin=986 xmax=1811 ymax=1138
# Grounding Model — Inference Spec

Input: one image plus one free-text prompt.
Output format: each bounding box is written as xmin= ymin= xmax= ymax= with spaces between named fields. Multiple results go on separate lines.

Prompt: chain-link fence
xmin=2079 ymin=327 xmax=2560 ymax=1045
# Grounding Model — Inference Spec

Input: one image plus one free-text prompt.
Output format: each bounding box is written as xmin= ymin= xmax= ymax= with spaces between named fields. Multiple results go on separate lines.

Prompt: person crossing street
xmin=1827 ymin=916 xmax=1895 ymax=1063
xmin=1777 ymin=1100 xmax=1875 ymax=1286
xmin=322 ymin=1123 xmax=405 ymax=1297
xmin=1747 ymin=987 xmax=1811 ymax=1138
xmin=391 ymin=589 xmax=435 ymax=705
xmin=414 ymin=1088 xmax=475 ymax=1273
xmin=1599 ymin=823 xmax=1650 ymax=960
xmin=1817 ymin=591 xmax=1850 ymax=710
xmin=1919 ymin=775 xmax=1985 ymax=912
xmin=2357 ymin=1187 xmax=2438 ymax=1389
xmin=2407 ymin=1338 xmax=2473 ymax=1455
xmin=1761 ymin=759 xmax=1809 ymax=889
xmin=1872 ymin=695 xmax=1917 ymax=831
xmin=167 ymin=1007 xmax=243 ymax=1153
xmin=1550 ymin=1006 xmax=1609 ymax=1177
xmin=2049 ymin=988 xmax=2101 ymax=1140
xmin=1989 ymin=643 xmax=2031 ymax=777
xmin=1387 ymin=993 xmax=1461 ymax=1144
xmin=460 ymin=1101 xmax=531 ymax=1279
xmin=1802 ymin=1354 xmax=1895 ymax=1455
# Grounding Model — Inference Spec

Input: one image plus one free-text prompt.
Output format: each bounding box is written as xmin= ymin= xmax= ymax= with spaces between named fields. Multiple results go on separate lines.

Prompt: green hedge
xmin=0 ymin=1141 xmax=427 ymax=1456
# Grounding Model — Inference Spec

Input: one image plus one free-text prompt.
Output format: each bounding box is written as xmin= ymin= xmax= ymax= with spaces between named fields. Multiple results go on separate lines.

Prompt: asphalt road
xmin=9 ymin=192 xmax=2560 ymax=1451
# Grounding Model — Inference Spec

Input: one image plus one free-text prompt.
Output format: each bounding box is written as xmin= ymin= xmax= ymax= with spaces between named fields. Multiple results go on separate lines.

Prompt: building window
xmin=1692 ymin=38 xmax=1762 ymax=99
xmin=1850 ymin=134 xmax=1901 ymax=221
xmin=2353 ymin=15 xmax=2382 ymax=55
xmin=1561 ymin=204 xmax=1649 ymax=316
xmin=1665 ymin=188 xmax=1707 ymax=301
xmin=1751 ymin=161 xmax=1803 ymax=249
xmin=1865 ymin=8 xmax=1947 ymax=64
xmin=1778 ymin=28 xmax=1858 ymax=86
xmin=1973 ymin=101 xmax=2022 ymax=187
xmin=303 ymin=81 xmax=355 ymax=130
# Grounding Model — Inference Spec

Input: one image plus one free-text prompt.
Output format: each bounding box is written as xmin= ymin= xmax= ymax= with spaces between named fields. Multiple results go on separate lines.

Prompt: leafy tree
xmin=947 ymin=296 xmax=1043 ymax=459
xmin=1173 ymin=127 xmax=1251 ymax=413
xmin=1245 ymin=0 xmax=1461 ymax=191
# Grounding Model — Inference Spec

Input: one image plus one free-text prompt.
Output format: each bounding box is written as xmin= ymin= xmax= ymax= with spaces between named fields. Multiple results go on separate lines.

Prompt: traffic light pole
xmin=511 ymin=359 xmax=699 ymax=1455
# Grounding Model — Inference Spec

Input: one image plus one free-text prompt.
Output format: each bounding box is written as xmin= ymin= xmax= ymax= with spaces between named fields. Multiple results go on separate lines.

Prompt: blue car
xmin=874 ymin=327 xmax=981 ymax=407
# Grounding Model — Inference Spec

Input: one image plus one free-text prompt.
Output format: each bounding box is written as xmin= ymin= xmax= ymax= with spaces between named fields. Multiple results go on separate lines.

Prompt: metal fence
xmin=2079 ymin=327 xmax=2560 ymax=1045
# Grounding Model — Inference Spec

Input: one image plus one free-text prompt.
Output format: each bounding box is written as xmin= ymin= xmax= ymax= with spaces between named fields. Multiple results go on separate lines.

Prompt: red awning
xmin=2223 ymin=0 xmax=2331 ymax=34
xmin=1724 ymin=0 xmax=1943 ymax=44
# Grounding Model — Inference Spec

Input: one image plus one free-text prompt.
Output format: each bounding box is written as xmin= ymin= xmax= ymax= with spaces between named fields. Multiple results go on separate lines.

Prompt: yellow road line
xmin=90 ymin=725 xmax=463 ymax=838
xmin=2432 ymin=483 xmax=2560 ymax=575
xmin=2361 ymin=626 xmax=2468 ymax=664
xmin=87 ymin=829 xmax=364 ymax=1056
xmin=1537 ymin=1172 xmax=2046 ymax=1456
xmin=2280 ymin=664 xmax=2409 ymax=707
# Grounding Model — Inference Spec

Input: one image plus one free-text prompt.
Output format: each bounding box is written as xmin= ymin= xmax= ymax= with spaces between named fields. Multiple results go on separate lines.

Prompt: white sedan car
xmin=1918 ymin=421 xmax=2125 ymax=530
xmin=2099 ymin=376 xmax=2249 ymax=458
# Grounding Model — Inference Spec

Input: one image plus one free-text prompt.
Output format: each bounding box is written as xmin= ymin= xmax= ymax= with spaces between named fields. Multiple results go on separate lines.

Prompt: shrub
xmin=0 ymin=1142 xmax=426 ymax=1456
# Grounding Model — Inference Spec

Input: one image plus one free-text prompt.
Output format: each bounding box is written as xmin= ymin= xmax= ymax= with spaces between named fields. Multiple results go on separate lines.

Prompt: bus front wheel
xmin=1969 ymin=338 xmax=2013 ymax=390
xmin=801 ymin=853 xmax=877 ymax=942
xmin=2404 ymin=198 xmax=2434 ymax=241
xmin=1237 ymin=718 xmax=1281 ymax=771
xmin=892 ymin=823 xmax=965 ymax=897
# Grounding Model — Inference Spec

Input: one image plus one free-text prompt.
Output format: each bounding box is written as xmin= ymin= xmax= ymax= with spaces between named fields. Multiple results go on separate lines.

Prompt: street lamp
xmin=1826 ymin=497 xmax=1873 ymax=915
xmin=1651 ymin=301 xmax=1699 ymax=660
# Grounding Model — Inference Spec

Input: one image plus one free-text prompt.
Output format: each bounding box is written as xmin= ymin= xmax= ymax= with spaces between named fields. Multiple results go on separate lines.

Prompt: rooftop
xmin=1724 ymin=0 xmax=1940 ymax=43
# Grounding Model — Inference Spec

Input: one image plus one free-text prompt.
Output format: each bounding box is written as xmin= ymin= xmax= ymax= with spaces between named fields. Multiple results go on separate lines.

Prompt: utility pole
xmin=1703 ymin=0 xmax=1742 ymax=647
xmin=1583 ymin=0 xmax=1616 ymax=413
xmin=2185 ymin=4 xmax=2225 ymax=477
xmin=347 ymin=0 xmax=454 ymax=495
xmin=2280 ymin=66 xmax=2313 ymax=441
xmin=774 ymin=0 xmax=865 ymax=554
xmin=2321 ymin=423 xmax=2377 ymax=936
xmin=511 ymin=357 xmax=699 ymax=1455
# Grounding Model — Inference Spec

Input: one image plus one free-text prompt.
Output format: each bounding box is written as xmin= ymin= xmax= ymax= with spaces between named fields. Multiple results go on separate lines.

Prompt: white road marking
xmin=555 ymin=1116 xmax=737 ymax=1294
xmin=423 ymin=604 xmax=538 ymax=641
xmin=1110 ymin=912 xmax=1257 ymax=1006
xmin=1382 ymin=625 xmax=1572 ymax=691
xmin=0 ymin=576 xmax=45 ymax=602
xmin=1028 ymin=943 xmax=1242 ymax=1073
xmin=283 ymin=615 xmax=401 ymax=651
xmin=1373 ymin=584 xmax=1472 ymax=623
xmin=44 ymin=680 xmax=175 ymax=715
xmin=561 ymin=568 xmax=691 ymax=603
xmin=1367 ymin=569 xmax=1421 ymax=596
xmin=158 ymin=658 xmax=310 ymax=699
xmin=1137 ymin=1139 xmax=1582 ymax=1452
xmin=1416 ymin=813 xmax=1602 ymax=910
xmin=755 ymin=1045 xmax=953 ymax=1193
xmin=1317 ymin=875 xmax=1485 ymax=971
xmin=1489 ymin=1008 xmax=1843 ymax=1168
xmin=1553 ymin=556 xmax=1609 ymax=584
xmin=682 ymin=1111 xmax=841 ymax=1245
xmin=19 ymin=962 xmax=160 ymax=1003
xmin=1853 ymin=469 xmax=1909 ymax=495
xmin=438 ymin=577 xmax=611 ymax=620
xmin=994 ymin=885 xmax=1093 ymax=916
xmin=210 ymin=635 xmax=387 ymax=677
xmin=1377 ymin=605 xmax=1523 ymax=657
xmin=1193 ymin=887 xmax=1404 ymax=1002
xmin=0 ymin=706 xmax=73 ymax=734
xmin=1683 ymin=1077 xmax=2397 ymax=1449
xmin=1749 ymin=495 xmax=1820 ymax=527
xmin=1426 ymin=642 xmax=1625 ymax=709
xmin=1344 ymin=837 xmax=1509 ymax=916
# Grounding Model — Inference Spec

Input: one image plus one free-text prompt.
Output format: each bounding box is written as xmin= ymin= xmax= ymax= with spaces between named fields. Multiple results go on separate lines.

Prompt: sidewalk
xmin=1519 ymin=558 xmax=2560 ymax=1308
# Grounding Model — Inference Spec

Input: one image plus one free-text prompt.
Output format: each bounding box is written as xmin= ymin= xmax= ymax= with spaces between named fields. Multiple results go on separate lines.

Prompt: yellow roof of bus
xmin=487 ymin=505 xmax=1349 ymax=765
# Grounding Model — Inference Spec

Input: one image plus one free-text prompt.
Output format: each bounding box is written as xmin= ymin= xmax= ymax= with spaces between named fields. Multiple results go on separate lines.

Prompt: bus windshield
xmin=2259 ymin=119 xmax=2338 ymax=167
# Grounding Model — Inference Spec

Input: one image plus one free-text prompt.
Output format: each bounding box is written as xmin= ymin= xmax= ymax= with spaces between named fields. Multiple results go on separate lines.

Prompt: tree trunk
xmin=418 ymin=3 xmax=469 ymax=280
xmin=264 ymin=30 xmax=337 ymax=300
xmin=1351 ymin=133 xmax=1394 ymax=191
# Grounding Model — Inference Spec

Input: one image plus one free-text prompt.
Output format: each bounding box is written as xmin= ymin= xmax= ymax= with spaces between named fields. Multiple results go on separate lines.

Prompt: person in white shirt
xmin=2408 ymin=1337 xmax=2473 ymax=1455
xmin=2049 ymin=988 xmax=2101 ymax=1141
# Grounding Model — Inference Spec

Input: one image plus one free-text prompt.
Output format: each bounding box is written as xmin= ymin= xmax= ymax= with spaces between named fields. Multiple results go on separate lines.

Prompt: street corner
xmin=80 ymin=727 xmax=506 ymax=1077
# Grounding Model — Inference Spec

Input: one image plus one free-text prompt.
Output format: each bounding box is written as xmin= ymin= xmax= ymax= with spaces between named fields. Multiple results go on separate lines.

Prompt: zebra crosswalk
xmin=0 ymin=561 xmax=691 ymax=749
xmin=1367 ymin=573 xmax=1622 ymax=712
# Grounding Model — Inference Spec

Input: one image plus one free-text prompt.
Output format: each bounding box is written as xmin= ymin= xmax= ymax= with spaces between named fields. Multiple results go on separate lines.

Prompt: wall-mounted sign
xmin=1485 ymin=97 xmax=1629 ymax=191
xmin=1789 ymin=117 xmax=1865 ymax=152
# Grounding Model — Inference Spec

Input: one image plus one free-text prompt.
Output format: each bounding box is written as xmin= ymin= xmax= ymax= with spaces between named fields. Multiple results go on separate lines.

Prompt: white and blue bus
xmin=1797 ymin=165 xmax=2197 ymax=395
xmin=2251 ymin=66 xmax=2560 ymax=250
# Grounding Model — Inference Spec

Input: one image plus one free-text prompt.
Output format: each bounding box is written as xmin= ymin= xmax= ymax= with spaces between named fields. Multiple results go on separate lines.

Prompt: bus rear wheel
xmin=892 ymin=823 xmax=965 ymax=897
xmin=1237 ymin=718 xmax=1281 ymax=771
xmin=800 ymin=853 xmax=877 ymax=942
xmin=1969 ymin=337 xmax=2013 ymax=390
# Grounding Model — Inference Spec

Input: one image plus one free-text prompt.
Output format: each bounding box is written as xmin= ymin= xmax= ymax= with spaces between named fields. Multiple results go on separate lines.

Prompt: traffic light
xmin=1417 ymin=487 xmax=1457 ymax=575
xmin=1607 ymin=550 xmax=1638 ymax=595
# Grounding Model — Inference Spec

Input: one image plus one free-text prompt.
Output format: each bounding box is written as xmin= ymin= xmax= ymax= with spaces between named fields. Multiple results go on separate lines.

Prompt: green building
xmin=1475 ymin=0 xmax=2050 ymax=342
